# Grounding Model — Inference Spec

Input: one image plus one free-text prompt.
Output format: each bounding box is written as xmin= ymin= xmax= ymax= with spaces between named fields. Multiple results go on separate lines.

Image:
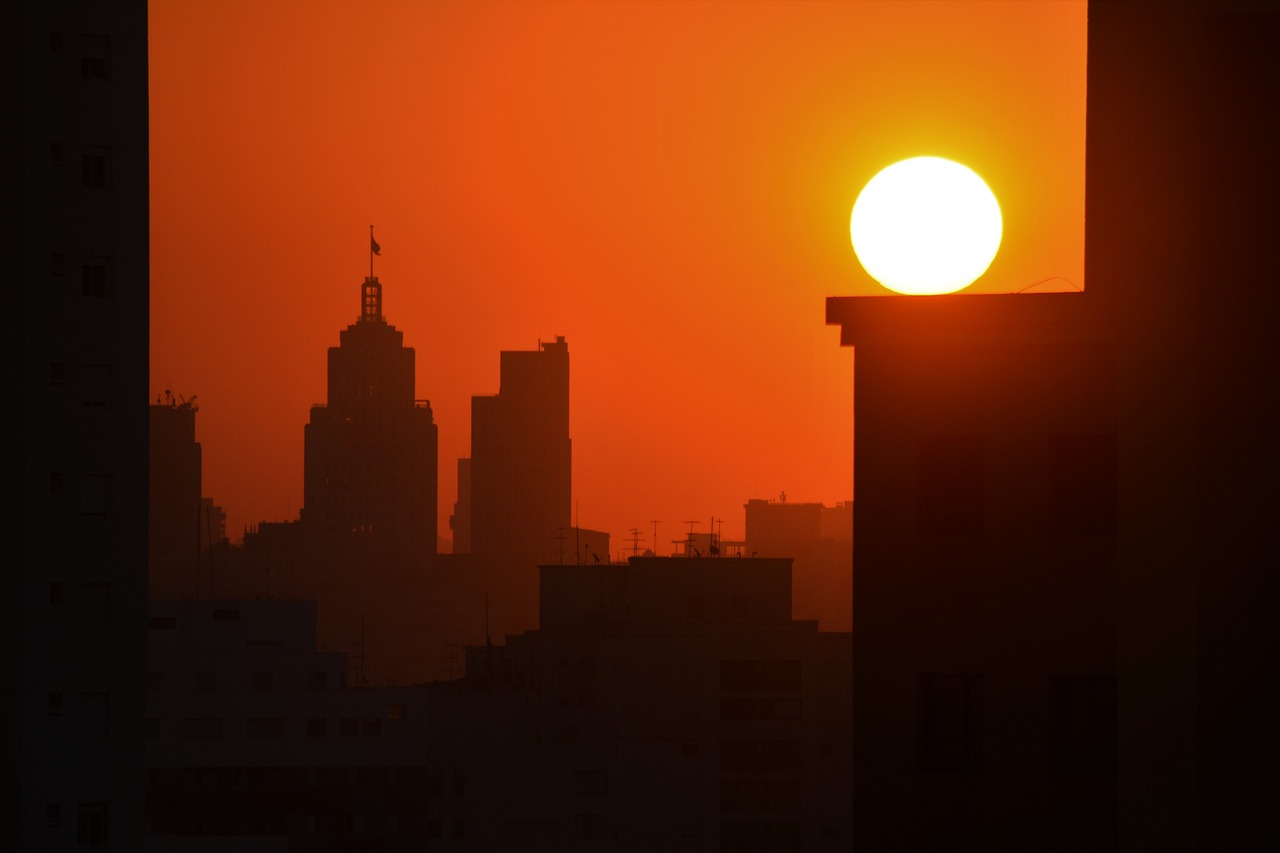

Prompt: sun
xmin=850 ymin=157 xmax=1002 ymax=295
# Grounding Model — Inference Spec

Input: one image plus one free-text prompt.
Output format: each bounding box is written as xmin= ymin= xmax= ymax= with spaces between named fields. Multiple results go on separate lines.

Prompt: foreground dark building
xmin=828 ymin=2 xmax=1280 ymax=849
xmin=2 ymin=0 xmax=150 ymax=848
xmin=145 ymin=558 xmax=851 ymax=852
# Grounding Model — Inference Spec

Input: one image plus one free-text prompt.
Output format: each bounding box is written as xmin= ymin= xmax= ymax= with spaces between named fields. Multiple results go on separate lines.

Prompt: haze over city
xmin=149 ymin=0 xmax=1086 ymax=549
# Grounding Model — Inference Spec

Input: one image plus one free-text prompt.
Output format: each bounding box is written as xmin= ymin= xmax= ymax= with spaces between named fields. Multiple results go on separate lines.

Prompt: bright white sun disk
xmin=850 ymin=156 xmax=1002 ymax=295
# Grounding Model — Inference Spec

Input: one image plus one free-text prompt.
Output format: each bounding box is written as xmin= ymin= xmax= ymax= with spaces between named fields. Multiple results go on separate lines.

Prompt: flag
xmin=371 ymin=234 xmax=381 ymax=256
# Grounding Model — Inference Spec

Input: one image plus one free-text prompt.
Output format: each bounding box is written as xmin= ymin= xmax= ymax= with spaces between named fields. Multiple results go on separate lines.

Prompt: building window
xmin=48 ymin=692 xmax=63 ymax=716
xmin=1050 ymin=675 xmax=1117 ymax=775
xmin=50 ymin=31 xmax=64 ymax=54
xmin=82 ymin=693 xmax=110 ymax=738
xmin=195 ymin=671 xmax=215 ymax=692
xmin=147 ymin=672 xmax=162 ymax=693
xmin=306 ymin=717 xmax=327 ymax=738
xmin=572 ymin=814 xmax=604 ymax=840
xmin=81 ymin=364 xmax=111 ymax=406
xmin=51 ymin=253 xmax=65 ymax=276
xmin=574 ymin=768 xmax=609 ymax=798
xmin=918 ymin=673 xmax=983 ymax=773
xmin=146 ymin=719 xmax=159 ymax=739
xmin=1051 ymin=434 xmax=1117 ymax=534
xmin=386 ymin=703 xmax=405 ymax=720
xmin=50 ymin=582 xmax=64 ymax=605
xmin=917 ymin=436 xmax=984 ymax=534
xmin=211 ymin=608 xmax=240 ymax=621
xmin=251 ymin=671 xmax=274 ymax=692
xmin=181 ymin=718 xmax=223 ymax=739
xmin=50 ymin=472 xmax=65 ymax=497
xmin=76 ymin=803 xmax=108 ymax=847
xmin=79 ymin=34 xmax=111 ymax=79
xmin=80 ymin=147 xmax=110 ymax=188
xmin=50 ymin=143 xmax=64 ymax=165
xmin=246 ymin=718 xmax=285 ymax=739
xmin=719 ymin=739 xmax=802 ymax=774
xmin=51 ymin=362 xmax=66 ymax=385
xmin=719 ymin=660 xmax=802 ymax=693
xmin=47 ymin=803 xmax=62 ymax=827
xmin=340 ymin=717 xmax=358 ymax=736
xmin=361 ymin=718 xmax=381 ymax=736
xmin=80 ymin=474 xmax=111 ymax=516
xmin=306 ymin=671 xmax=327 ymax=692
xmin=147 ymin=616 xmax=176 ymax=630
xmin=80 ymin=583 xmax=111 ymax=631
xmin=81 ymin=257 xmax=110 ymax=297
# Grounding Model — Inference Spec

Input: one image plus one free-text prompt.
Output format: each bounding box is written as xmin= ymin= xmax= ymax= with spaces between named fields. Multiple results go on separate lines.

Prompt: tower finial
xmin=363 ymin=226 xmax=383 ymax=322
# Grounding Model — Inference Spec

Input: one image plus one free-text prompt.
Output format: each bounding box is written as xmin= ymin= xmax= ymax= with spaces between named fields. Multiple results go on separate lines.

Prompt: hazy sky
xmin=149 ymin=0 xmax=1086 ymax=553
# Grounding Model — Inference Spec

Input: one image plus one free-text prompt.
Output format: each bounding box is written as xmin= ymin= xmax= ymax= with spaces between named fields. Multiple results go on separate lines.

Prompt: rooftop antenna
xmin=628 ymin=528 xmax=644 ymax=558
xmin=650 ymin=520 xmax=661 ymax=556
xmin=710 ymin=516 xmax=720 ymax=557
xmin=555 ymin=527 xmax=566 ymax=565
xmin=683 ymin=520 xmax=700 ymax=556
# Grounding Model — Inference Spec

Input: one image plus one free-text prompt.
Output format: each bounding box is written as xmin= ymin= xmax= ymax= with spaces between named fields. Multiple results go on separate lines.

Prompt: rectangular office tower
xmin=468 ymin=336 xmax=572 ymax=566
xmin=303 ymin=274 xmax=438 ymax=558
xmin=1 ymin=1 xmax=149 ymax=849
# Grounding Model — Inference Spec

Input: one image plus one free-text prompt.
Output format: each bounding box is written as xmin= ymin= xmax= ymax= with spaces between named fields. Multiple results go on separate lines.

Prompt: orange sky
xmin=149 ymin=0 xmax=1086 ymax=553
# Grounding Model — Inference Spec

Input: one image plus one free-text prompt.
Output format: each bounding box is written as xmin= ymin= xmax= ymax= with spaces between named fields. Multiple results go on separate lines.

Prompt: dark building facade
xmin=2 ymin=0 xmax=150 ymax=848
xmin=303 ymin=274 xmax=438 ymax=558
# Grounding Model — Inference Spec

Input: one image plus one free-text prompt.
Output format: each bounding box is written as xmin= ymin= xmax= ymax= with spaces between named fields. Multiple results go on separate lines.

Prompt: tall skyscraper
xmin=303 ymin=274 xmax=439 ymax=557
xmin=468 ymin=336 xmax=571 ymax=566
xmin=2 ymin=1 xmax=150 ymax=848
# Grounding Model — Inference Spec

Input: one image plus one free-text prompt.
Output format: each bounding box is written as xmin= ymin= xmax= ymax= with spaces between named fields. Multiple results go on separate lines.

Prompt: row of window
xmin=161 ymin=712 xmax=407 ymax=741
xmin=48 ymin=31 xmax=112 ymax=80
xmin=917 ymin=673 xmax=1117 ymax=776
xmin=49 ymin=145 xmax=112 ymax=188
xmin=50 ymin=472 xmax=112 ymax=515
xmin=917 ymin=434 xmax=1117 ymax=535
xmin=150 ymin=766 xmax=462 ymax=793
xmin=147 ymin=669 xmax=340 ymax=693
xmin=49 ymin=254 xmax=114 ymax=297
xmin=45 ymin=802 xmax=108 ymax=847
xmin=50 ymin=362 xmax=113 ymax=405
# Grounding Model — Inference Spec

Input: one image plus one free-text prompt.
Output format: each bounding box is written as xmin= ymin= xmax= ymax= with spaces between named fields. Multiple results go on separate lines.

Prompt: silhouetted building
xmin=744 ymin=497 xmax=852 ymax=631
xmin=2 ymin=1 xmax=150 ymax=849
xmin=303 ymin=274 xmax=438 ymax=557
xmin=466 ymin=556 xmax=853 ymax=851
xmin=449 ymin=457 xmax=471 ymax=554
xmin=827 ymin=3 xmax=1280 ymax=848
xmin=150 ymin=397 xmax=202 ymax=599
xmin=466 ymin=336 xmax=571 ymax=635
xmin=468 ymin=336 xmax=571 ymax=562
xmin=146 ymin=599 xmax=471 ymax=851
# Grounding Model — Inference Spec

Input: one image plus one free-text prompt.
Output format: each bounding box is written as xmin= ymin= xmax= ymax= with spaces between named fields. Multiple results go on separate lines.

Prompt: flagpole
xmin=369 ymin=224 xmax=374 ymax=279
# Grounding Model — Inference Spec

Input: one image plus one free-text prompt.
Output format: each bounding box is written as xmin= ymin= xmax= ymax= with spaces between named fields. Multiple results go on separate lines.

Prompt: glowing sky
xmin=149 ymin=0 xmax=1086 ymax=553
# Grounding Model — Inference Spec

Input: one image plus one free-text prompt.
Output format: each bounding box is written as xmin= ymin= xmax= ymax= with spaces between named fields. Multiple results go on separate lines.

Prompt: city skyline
xmin=148 ymin=0 xmax=1086 ymax=549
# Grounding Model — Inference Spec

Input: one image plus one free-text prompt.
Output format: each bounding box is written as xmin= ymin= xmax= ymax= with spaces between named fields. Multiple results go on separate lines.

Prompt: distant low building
xmin=744 ymin=497 xmax=852 ymax=631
